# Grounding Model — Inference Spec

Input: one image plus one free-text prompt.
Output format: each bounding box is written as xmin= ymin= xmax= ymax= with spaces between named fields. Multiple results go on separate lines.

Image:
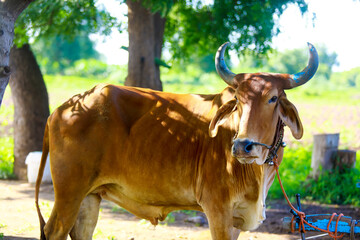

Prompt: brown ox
xmin=35 ymin=43 xmax=318 ymax=240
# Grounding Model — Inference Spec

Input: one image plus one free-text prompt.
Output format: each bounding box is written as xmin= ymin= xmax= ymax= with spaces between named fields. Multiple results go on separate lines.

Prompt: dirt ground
xmin=1 ymin=180 xmax=359 ymax=240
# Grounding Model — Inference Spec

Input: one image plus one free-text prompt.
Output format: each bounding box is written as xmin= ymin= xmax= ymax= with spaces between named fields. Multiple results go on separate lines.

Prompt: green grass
xmin=0 ymin=222 xmax=5 ymax=240
xmin=268 ymin=146 xmax=312 ymax=201
xmin=44 ymin=75 xmax=122 ymax=110
xmin=268 ymin=146 xmax=360 ymax=206
xmin=286 ymin=86 xmax=360 ymax=106
xmin=0 ymin=137 xmax=15 ymax=179
xmin=162 ymin=71 xmax=227 ymax=94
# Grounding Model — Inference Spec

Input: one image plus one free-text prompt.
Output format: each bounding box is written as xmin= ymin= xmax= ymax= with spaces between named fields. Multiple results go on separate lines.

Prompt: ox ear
xmin=278 ymin=96 xmax=303 ymax=139
xmin=209 ymin=99 xmax=237 ymax=138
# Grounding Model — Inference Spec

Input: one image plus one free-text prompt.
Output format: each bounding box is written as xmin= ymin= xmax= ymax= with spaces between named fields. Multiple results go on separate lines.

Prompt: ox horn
xmin=289 ymin=42 xmax=319 ymax=88
xmin=215 ymin=42 xmax=236 ymax=86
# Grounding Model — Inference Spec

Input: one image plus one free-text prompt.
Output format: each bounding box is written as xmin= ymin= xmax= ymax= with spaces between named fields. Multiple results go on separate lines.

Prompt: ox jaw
xmin=237 ymin=157 xmax=258 ymax=165
xmin=232 ymin=147 xmax=267 ymax=165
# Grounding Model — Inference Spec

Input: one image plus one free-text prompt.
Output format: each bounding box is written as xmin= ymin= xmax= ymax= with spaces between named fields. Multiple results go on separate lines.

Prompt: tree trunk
xmin=0 ymin=0 xmax=33 ymax=107
xmin=9 ymin=44 xmax=49 ymax=180
xmin=126 ymin=0 xmax=165 ymax=91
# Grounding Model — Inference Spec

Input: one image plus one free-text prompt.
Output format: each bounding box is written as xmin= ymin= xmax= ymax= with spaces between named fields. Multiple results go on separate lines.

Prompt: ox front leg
xmin=202 ymin=203 xmax=234 ymax=240
xmin=70 ymin=194 xmax=101 ymax=240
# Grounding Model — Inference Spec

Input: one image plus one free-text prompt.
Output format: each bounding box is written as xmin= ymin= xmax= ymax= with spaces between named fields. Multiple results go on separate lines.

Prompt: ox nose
xmin=232 ymin=139 xmax=254 ymax=156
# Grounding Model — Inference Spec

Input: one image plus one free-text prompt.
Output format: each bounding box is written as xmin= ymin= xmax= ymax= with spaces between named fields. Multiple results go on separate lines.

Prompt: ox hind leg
xmin=43 ymin=180 xmax=92 ymax=239
xmin=70 ymin=194 xmax=101 ymax=240
xmin=44 ymin=197 xmax=84 ymax=240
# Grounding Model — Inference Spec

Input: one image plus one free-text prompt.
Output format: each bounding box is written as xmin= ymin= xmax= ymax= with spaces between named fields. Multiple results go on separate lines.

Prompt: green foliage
xmin=155 ymin=58 xmax=171 ymax=69
xmin=14 ymin=0 xmax=121 ymax=46
xmin=132 ymin=0 xmax=310 ymax=69
xmin=304 ymin=167 xmax=360 ymax=206
xmin=14 ymin=0 xmax=122 ymax=76
xmin=141 ymin=0 xmax=175 ymax=16
xmin=0 ymin=137 xmax=15 ymax=179
xmin=165 ymin=0 xmax=308 ymax=61
xmin=15 ymin=0 xmax=310 ymax=76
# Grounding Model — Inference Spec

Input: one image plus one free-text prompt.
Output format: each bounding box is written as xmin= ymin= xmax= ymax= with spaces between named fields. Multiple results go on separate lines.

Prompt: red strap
xmin=273 ymin=157 xmax=344 ymax=239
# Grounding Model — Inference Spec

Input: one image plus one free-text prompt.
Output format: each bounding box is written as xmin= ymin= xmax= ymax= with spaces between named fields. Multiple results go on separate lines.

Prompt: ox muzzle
xmin=232 ymin=121 xmax=286 ymax=165
xmin=232 ymin=139 xmax=271 ymax=155
xmin=231 ymin=139 xmax=271 ymax=164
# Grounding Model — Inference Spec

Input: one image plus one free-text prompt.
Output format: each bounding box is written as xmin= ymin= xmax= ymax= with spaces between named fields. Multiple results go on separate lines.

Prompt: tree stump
xmin=311 ymin=133 xmax=339 ymax=178
xmin=331 ymin=150 xmax=357 ymax=172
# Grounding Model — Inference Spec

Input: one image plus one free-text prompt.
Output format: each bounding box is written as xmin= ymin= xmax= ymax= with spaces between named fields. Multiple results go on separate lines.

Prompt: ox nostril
xmin=244 ymin=142 xmax=254 ymax=153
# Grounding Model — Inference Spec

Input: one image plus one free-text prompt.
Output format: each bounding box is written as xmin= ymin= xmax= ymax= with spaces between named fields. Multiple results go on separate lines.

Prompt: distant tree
xmin=317 ymin=45 xmax=338 ymax=80
xmin=262 ymin=44 xmax=338 ymax=81
xmin=10 ymin=0 xmax=118 ymax=180
xmin=125 ymin=0 xmax=309 ymax=90
xmin=32 ymin=33 xmax=100 ymax=74
xmin=330 ymin=67 xmax=360 ymax=87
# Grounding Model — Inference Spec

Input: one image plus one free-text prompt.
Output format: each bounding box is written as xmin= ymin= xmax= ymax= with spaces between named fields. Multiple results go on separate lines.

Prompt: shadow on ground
xmin=3 ymin=236 xmax=37 ymax=240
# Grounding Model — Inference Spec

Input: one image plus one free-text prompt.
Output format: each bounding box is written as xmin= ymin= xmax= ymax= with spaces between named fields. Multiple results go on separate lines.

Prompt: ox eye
xmin=268 ymin=96 xmax=278 ymax=104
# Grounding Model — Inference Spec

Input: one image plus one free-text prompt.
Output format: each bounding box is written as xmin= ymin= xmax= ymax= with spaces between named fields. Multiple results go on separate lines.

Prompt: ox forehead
xmin=234 ymin=74 xmax=283 ymax=99
xmin=35 ymin=42 xmax=319 ymax=240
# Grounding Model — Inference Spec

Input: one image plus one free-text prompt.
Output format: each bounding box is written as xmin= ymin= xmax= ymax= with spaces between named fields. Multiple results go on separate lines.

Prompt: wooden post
xmin=332 ymin=150 xmax=357 ymax=172
xmin=311 ymin=133 xmax=339 ymax=178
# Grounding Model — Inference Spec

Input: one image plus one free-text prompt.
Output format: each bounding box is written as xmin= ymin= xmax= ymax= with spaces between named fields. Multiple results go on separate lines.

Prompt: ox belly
xmin=92 ymin=182 xmax=202 ymax=224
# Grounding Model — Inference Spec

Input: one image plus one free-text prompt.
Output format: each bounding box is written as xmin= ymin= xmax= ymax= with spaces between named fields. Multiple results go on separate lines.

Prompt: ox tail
xmin=35 ymin=121 xmax=49 ymax=240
